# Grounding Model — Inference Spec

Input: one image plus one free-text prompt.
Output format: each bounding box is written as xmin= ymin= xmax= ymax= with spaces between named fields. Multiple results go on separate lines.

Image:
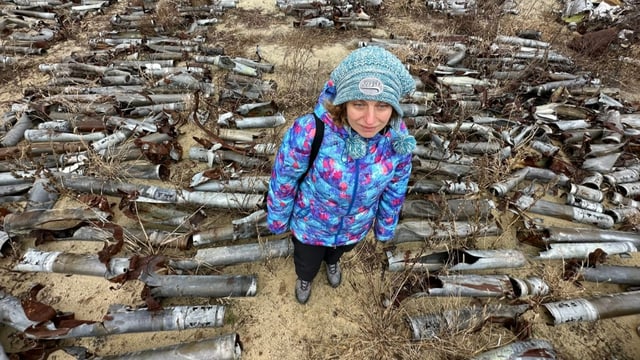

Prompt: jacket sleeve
xmin=373 ymin=152 xmax=412 ymax=241
xmin=266 ymin=114 xmax=317 ymax=234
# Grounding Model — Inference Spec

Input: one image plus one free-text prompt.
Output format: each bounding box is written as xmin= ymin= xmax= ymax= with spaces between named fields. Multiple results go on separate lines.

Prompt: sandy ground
xmin=2 ymin=0 xmax=640 ymax=359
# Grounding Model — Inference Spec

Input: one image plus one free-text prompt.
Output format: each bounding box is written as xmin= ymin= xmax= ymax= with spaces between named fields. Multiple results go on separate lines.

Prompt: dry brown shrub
xmin=155 ymin=0 xmax=187 ymax=32
xmin=273 ymin=33 xmax=329 ymax=112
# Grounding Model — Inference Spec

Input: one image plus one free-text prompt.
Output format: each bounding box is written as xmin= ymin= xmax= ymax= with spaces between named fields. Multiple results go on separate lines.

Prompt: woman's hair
xmin=324 ymin=101 xmax=347 ymax=127
xmin=324 ymin=101 xmax=399 ymax=128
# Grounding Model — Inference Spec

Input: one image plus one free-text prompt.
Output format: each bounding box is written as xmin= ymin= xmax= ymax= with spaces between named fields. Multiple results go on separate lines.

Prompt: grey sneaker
xmin=295 ymin=279 xmax=312 ymax=304
xmin=326 ymin=262 xmax=341 ymax=288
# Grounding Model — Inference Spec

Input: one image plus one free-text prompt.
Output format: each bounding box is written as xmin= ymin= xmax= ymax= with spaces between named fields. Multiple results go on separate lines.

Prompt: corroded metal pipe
xmin=141 ymin=272 xmax=257 ymax=298
xmin=565 ymin=194 xmax=603 ymax=213
xmin=576 ymin=264 xmax=640 ymax=286
xmin=471 ymin=339 xmax=556 ymax=360
xmin=400 ymin=274 xmax=549 ymax=299
xmin=413 ymin=158 xmax=473 ymax=177
xmin=14 ymin=248 xmax=130 ymax=279
xmin=54 ymin=173 xmax=264 ymax=209
xmin=408 ymin=179 xmax=480 ymax=195
xmin=568 ymin=183 xmax=604 ymax=203
xmin=1 ymin=111 xmax=32 ymax=147
xmin=401 ymin=198 xmax=495 ymax=221
xmin=391 ymin=220 xmax=500 ymax=244
xmin=489 ymin=167 xmax=529 ymax=196
xmin=25 ymin=175 xmax=59 ymax=211
xmin=542 ymin=290 xmax=640 ymax=325
xmin=538 ymin=226 xmax=640 ymax=246
xmin=191 ymin=210 xmax=270 ymax=247
xmin=170 ymin=238 xmax=293 ymax=270
xmin=386 ymin=248 xmax=526 ymax=272
xmin=511 ymin=195 xmax=614 ymax=228
xmin=603 ymin=167 xmax=640 ymax=186
xmin=3 ymin=208 xmax=111 ymax=236
xmin=406 ymin=303 xmax=530 ymax=340
xmin=95 ymin=333 xmax=242 ymax=360
xmin=190 ymin=174 xmax=269 ymax=193
xmin=534 ymin=242 xmax=637 ymax=260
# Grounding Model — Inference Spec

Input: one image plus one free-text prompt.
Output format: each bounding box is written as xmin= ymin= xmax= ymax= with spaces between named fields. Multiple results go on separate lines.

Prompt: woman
xmin=266 ymin=46 xmax=416 ymax=304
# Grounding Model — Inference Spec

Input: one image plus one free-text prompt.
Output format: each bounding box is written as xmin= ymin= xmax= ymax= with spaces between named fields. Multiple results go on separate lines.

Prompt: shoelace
xmin=328 ymin=264 xmax=338 ymax=274
xmin=300 ymin=280 xmax=310 ymax=290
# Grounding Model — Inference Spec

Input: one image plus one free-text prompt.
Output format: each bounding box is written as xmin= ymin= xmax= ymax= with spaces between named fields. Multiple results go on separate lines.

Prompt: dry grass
xmin=273 ymin=34 xmax=330 ymax=113
xmin=2 ymin=0 xmax=640 ymax=359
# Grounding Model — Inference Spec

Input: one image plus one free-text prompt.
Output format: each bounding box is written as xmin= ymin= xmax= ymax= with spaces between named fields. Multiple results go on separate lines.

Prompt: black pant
xmin=293 ymin=236 xmax=357 ymax=282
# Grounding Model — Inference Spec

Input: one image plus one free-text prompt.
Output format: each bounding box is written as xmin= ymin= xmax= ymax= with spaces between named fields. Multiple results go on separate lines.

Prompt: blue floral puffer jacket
xmin=266 ymin=81 xmax=412 ymax=247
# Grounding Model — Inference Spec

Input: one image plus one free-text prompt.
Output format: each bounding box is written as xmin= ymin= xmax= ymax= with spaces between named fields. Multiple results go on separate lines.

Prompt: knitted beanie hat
xmin=330 ymin=46 xmax=415 ymax=117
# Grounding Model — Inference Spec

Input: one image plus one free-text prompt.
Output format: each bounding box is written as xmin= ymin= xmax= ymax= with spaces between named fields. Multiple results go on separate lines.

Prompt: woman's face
xmin=345 ymin=100 xmax=393 ymax=138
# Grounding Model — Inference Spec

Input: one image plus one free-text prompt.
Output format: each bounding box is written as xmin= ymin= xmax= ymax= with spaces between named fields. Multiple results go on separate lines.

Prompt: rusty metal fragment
xmin=3 ymin=208 xmax=111 ymax=236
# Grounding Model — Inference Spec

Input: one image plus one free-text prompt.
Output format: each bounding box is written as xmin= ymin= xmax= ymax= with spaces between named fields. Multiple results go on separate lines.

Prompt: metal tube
xmin=0 ymin=231 xmax=10 ymax=258
xmin=616 ymin=182 xmax=640 ymax=198
xmin=391 ymin=220 xmax=501 ymax=244
xmin=1 ymin=111 xmax=32 ymax=147
xmin=495 ymin=35 xmax=549 ymax=48
xmin=49 ymin=304 xmax=225 ymax=339
xmin=406 ymin=304 xmax=530 ymax=340
xmin=540 ymin=226 xmax=640 ymax=246
xmin=95 ymin=333 xmax=242 ymax=360
xmin=605 ymin=207 xmax=640 ymax=223
xmin=578 ymin=265 xmax=640 ymax=285
xmin=234 ymin=114 xmax=286 ymax=129
xmin=13 ymin=248 xmax=130 ymax=279
xmin=413 ymin=145 xmax=475 ymax=165
xmin=142 ymin=272 xmax=257 ymax=298
xmin=603 ymin=167 xmax=640 ymax=186
xmin=401 ymin=198 xmax=495 ymax=221
xmin=0 ymin=170 xmax=35 ymax=186
xmin=403 ymin=274 xmax=549 ymax=299
xmin=189 ymin=174 xmax=269 ymax=193
xmin=489 ymin=167 xmax=529 ymax=196
xmin=170 ymin=238 xmax=293 ymax=270
xmin=565 ymin=194 xmax=603 ymax=213
xmin=534 ymin=242 xmax=637 ymax=260
xmin=3 ymin=208 xmax=111 ymax=236
xmin=601 ymin=110 xmax=624 ymax=144
xmin=512 ymin=196 xmax=614 ymax=228
xmin=579 ymin=172 xmax=604 ymax=189
xmin=191 ymin=210 xmax=270 ymax=247
xmin=408 ymin=179 xmax=479 ymax=195
xmin=413 ymin=158 xmax=473 ymax=177
xmin=471 ymin=339 xmax=556 ymax=360
xmin=125 ymin=163 xmax=170 ymax=181
xmin=25 ymin=175 xmax=59 ymax=211
xmin=24 ymin=129 xmax=107 ymax=143
xmin=542 ymin=290 xmax=640 ymax=325
xmin=526 ymin=166 xmax=570 ymax=186
xmin=176 ymin=189 xmax=265 ymax=210
xmin=386 ymin=248 xmax=526 ymax=272
xmin=0 ymin=183 xmax=31 ymax=196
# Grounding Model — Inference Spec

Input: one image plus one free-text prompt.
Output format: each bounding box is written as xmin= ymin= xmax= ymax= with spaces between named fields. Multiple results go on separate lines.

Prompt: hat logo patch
xmin=358 ymin=77 xmax=383 ymax=95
